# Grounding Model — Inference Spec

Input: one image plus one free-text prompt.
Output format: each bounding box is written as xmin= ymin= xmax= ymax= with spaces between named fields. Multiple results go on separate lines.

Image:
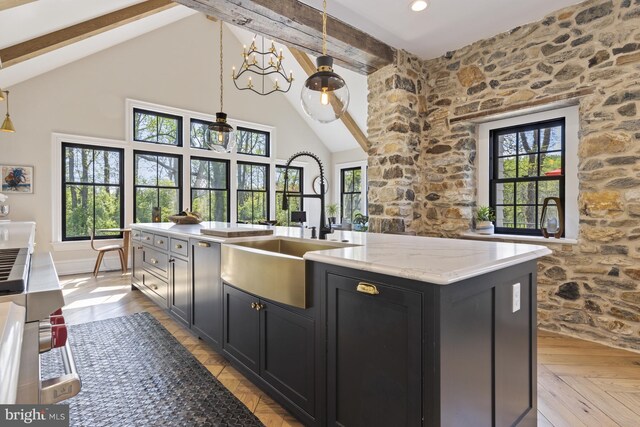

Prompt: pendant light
xmin=300 ymin=0 xmax=349 ymax=124
xmin=0 ymin=91 xmax=15 ymax=133
xmin=208 ymin=21 xmax=235 ymax=153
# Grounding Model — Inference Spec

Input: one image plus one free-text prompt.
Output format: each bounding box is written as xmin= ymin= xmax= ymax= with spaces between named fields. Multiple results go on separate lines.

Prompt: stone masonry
xmin=367 ymin=0 xmax=640 ymax=350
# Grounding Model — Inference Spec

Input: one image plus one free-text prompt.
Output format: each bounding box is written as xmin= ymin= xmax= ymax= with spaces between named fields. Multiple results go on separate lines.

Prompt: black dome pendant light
xmin=208 ymin=20 xmax=235 ymax=152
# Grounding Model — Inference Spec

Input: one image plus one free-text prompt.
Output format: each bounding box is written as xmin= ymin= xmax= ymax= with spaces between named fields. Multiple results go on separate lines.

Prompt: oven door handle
xmin=40 ymin=341 xmax=81 ymax=404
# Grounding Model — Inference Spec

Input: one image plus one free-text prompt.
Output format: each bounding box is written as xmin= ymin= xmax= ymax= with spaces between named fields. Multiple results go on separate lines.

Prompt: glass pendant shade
xmin=301 ymin=55 xmax=349 ymax=123
xmin=208 ymin=112 xmax=235 ymax=153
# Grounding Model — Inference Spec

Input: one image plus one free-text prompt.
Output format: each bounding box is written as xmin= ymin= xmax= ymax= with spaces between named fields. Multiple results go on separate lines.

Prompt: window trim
xmin=340 ymin=166 xmax=363 ymax=223
xmin=237 ymin=160 xmax=270 ymax=224
xmin=133 ymin=107 xmax=183 ymax=147
xmin=489 ymin=118 xmax=566 ymax=236
xmin=477 ymin=105 xmax=579 ymax=240
xmin=275 ymin=165 xmax=304 ymax=226
xmin=133 ymin=149 xmax=183 ymax=223
xmin=61 ymin=142 xmax=125 ymax=242
xmin=190 ymin=156 xmax=231 ymax=222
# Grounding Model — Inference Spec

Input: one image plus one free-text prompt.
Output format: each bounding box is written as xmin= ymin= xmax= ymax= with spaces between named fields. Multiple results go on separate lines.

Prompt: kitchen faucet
xmin=281 ymin=151 xmax=333 ymax=240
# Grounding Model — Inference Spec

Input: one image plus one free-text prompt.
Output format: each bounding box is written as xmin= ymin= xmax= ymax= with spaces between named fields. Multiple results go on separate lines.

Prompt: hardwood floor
xmin=59 ymin=272 xmax=640 ymax=427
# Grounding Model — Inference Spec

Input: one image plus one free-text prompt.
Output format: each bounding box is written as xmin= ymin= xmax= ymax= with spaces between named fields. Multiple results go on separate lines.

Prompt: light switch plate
xmin=512 ymin=283 xmax=521 ymax=313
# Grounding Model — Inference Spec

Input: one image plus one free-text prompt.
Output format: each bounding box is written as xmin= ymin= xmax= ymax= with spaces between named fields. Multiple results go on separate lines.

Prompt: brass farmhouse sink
xmin=221 ymin=238 xmax=355 ymax=309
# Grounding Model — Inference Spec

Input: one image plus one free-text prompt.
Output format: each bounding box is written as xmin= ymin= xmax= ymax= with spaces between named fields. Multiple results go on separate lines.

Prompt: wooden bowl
xmin=168 ymin=215 xmax=203 ymax=224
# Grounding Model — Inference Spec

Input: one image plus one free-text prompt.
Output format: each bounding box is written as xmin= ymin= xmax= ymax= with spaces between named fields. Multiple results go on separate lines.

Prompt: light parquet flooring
xmin=59 ymin=272 xmax=640 ymax=427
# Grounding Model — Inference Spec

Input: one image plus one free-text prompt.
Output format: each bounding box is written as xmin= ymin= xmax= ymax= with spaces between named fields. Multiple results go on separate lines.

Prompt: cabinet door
xmin=169 ymin=256 xmax=190 ymax=327
xmin=260 ymin=301 xmax=315 ymax=416
xmin=223 ymin=284 xmax=260 ymax=373
xmin=191 ymin=240 xmax=222 ymax=350
xmin=131 ymin=244 xmax=144 ymax=286
xmin=327 ymin=274 xmax=422 ymax=427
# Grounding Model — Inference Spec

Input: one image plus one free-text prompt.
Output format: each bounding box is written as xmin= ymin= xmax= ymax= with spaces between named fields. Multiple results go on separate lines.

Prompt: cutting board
xmin=200 ymin=227 xmax=274 ymax=238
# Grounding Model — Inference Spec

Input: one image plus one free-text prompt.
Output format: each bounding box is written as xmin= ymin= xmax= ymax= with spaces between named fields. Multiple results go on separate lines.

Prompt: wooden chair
xmin=91 ymin=230 xmax=126 ymax=276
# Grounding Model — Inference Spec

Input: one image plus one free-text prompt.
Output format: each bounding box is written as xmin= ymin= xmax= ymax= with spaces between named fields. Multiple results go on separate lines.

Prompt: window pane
xmin=517 ymin=155 xmax=538 ymax=178
xmin=158 ymin=155 xmax=179 ymax=187
xmin=135 ymin=188 xmax=157 ymax=223
xmin=64 ymin=146 xmax=94 ymax=183
xmin=517 ymin=130 xmax=538 ymax=154
xmin=538 ymin=180 xmax=560 ymax=203
xmin=135 ymin=154 xmax=158 ymax=186
xmin=134 ymin=109 xmax=181 ymax=146
xmin=353 ymin=169 xmax=362 ymax=192
xmin=210 ymin=161 xmax=227 ymax=189
xmin=134 ymin=111 xmax=157 ymax=142
xmin=159 ymin=188 xmax=179 ymax=220
xmin=497 ymin=133 xmax=517 ymax=156
xmin=95 ymin=186 xmax=121 ymax=230
xmin=540 ymin=126 xmax=562 ymax=152
xmin=515 ymin=205 xmax=537 ymax=229
xmin=191 ymin=159 xmax=208 ymax=188
xmin=237 ymin=191 xmax=252 ymax=222
xmin=211 ymin=190 xmax=228 ymax=222
xmin=191 ymin=121 xmax=209 ymax=149
xmin=516 ymin=181 xmax=536 ymax=206
xmin=495 ymin=182 xmax=514 ymax=205
xmin=237 ymin=164 xmax=252 ymax=190
xmin=94 ymin=150 xmax=121 ymax=184
xmin=191 ymin=189 xmax=210 ymax=220
xmin=157 ymin=116 xmax=178 ymax=145
xmin=251 ymin=165 xmax=266 ymax=190
xmin=541 ymin=152 xmax=562 ymax=176
xmin=236 ymin=128 xmax=269 ymax=156
xmin=497 ymin=156 xmax=516 ymax=179
xmin=252 ymin=192 xmax=267 ymax=222
xmin=495 ymin=205 xmax=514 ymax=228
xmin=65 ymin=184 xmax=94 ymax=238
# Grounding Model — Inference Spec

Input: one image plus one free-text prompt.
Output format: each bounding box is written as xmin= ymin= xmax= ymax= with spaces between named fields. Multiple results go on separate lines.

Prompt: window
xmin=275 ymin=166 xmax=303 ymax=226
xmin=134 ymin=151 xmax=182 ymax=222
xmin=236 ymin=127 xmax=270 ymax=157
xmin=133 ymin=108 xmax=182 ymax=146
xmin=190 ymin=118 xmax=226 ymax=151
xmin=237 ymin=162 xmax=269 ymax=223
xmin=62 ymin=143 xmax=124 ymax=241
xmin=341 ymin=167 xmax=362 ymax=222
xmin=191 ymin=157 xmax=229 ymax=222
xmin=490 ymin=118 xmax=565 ymax=236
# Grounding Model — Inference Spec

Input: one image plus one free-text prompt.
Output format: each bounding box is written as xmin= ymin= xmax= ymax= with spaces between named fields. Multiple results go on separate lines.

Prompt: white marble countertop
xmin=0 ymin=222 xmax=35 ymax=253
xmin=131 ymin=222 xmax=552 ymax=285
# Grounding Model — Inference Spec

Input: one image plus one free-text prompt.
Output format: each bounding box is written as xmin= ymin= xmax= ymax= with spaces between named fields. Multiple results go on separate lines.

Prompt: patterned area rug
xmin=41 ymin=312 xmax=263 ymax=427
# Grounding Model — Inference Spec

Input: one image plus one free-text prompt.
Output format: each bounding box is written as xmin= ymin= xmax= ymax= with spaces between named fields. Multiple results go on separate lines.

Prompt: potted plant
xmin=475 ymin=206 xmax=495 ymax=235
xmin=353 ymin=212 xmax=369 ymax=232
xmin=326 ymin=203 xmax=339 ymax=224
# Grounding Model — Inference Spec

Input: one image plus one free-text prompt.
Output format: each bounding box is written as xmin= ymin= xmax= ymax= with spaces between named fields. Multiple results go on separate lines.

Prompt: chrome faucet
xmin=281 ymin=151 xmax=333 ymax=240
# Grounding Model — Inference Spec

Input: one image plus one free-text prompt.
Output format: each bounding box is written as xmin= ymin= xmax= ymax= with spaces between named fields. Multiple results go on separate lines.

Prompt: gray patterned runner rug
xmin=41 ymin=312 xmax=264 ymax=427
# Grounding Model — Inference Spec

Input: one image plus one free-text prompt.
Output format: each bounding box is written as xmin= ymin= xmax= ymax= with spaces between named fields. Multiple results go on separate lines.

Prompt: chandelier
xmin=232 ymin=36 xmax=293 ymax=96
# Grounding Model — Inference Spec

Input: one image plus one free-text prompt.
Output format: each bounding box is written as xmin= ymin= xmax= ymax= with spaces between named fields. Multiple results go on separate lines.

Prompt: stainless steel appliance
xmin=0 ymin=222 xmax=81 ymax=404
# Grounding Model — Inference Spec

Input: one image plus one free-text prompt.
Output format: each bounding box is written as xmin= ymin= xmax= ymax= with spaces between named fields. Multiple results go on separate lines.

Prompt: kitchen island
xmin=130 ymin=222 xmax=551 ymax=427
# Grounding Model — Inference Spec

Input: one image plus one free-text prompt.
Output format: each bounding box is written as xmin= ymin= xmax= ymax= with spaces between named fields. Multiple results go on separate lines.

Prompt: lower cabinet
xmin=223 ymin=283 xmax=316 ymax=417
xmin=325 ymin=273 xmax=423 ymax=427
xmin=191 ymin=239 xmax=223 ymax=350
xmin=131 ymin=243 xmax=144 ymax=286
xmin=169 ymin=256 xmax=190 ymax=327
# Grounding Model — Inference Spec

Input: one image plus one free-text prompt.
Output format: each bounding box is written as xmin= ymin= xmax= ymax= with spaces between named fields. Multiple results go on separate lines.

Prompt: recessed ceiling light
xmin=410 ymin=0 xmax=428 ymax=12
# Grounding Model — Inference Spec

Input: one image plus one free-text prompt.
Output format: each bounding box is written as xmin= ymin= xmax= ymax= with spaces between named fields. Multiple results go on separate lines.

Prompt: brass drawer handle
xmin=251 ymin=302 xmax=257 ymax=309
xmin=144 ymin=236 xmax=151 ymax=241
xmin=151 ymin=284 xmax=158 ymax=290
xmin=175 ymin=244 xmax=183 ymax=249
xmin=250 ymin=302 xmax=264 ymax=311
xmin=356 ymin=282 xmax=379 ymax=295
xmin=150 ymin=258 xmax=158 ymax=265
xmin=198 ymin=241 xmax=210 ymax=248
xmin=136 ymin=246 xmax=143 ymax=250
xmin=157 ymin=240 xmax=164 ymax=245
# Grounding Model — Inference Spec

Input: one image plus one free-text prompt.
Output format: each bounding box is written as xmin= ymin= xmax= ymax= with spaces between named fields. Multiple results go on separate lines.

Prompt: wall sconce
xmin=540 ymin=197 xmax=564 ymax=238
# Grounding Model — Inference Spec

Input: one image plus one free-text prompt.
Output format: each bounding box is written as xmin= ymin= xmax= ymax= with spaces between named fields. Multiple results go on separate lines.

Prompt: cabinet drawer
xmin=131 ymin=229 xmax=142 ymax=241
xmin=170 ymin=238 xmax=188 ymax=257
xmin=141 ymin=231 xmax=154 ymax=245
xmin=143 ymin=247 xmax=168 ymax=277
xmin=143 ymin=271 xmax=167 ymax=301
xmin=153 ymin=234 xmax=169 ymax=251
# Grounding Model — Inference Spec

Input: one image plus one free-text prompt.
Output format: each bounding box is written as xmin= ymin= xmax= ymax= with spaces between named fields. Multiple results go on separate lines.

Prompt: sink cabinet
xmin=190 ymin=239 xmax=223 ymax=351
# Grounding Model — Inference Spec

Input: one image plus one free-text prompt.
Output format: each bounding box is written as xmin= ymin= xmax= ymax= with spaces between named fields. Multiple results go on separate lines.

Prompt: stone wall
xmin=367 ymin=0 xmax=640 ymax=350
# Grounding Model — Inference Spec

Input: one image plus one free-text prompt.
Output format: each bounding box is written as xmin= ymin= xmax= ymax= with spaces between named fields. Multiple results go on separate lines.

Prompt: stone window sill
xmin=461 ymin=231 xmax=578 ymax=245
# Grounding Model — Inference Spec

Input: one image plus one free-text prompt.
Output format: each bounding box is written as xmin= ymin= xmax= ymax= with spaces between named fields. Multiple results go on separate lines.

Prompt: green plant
xmin=476 ymin=206 xmax=495 ymax=222
xmin=353 ymin=212 xmax=368 ymax=225
xmin=326 ymin=203 xmax=339 ymax=217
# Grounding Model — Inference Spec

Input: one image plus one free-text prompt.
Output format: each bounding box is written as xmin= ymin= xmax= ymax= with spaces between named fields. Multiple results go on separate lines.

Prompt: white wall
xmin=0 ymin=14 xmax=332 ymax=274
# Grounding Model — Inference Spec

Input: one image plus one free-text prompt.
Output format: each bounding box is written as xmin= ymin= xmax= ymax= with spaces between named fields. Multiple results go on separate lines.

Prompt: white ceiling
xmin=299 ymin=0 xmax=583 ymax=59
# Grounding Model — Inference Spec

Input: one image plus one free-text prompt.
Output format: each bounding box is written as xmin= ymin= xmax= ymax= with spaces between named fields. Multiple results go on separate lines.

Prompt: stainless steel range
xmin=0 ymin=222 xmax=81 ymax=404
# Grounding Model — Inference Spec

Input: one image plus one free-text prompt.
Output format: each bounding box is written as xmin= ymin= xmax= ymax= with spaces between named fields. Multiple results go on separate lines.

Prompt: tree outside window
xmin=237 ymin=162 xmax=269 ymax=223
xmin=275 ymin=165 xmax=303 ymax=226
xmin=133 ymin=108 xmax=182 ymax=146
xmin=191 ymin=157 xmax=229 ymax=222
xmin=134 ymin=151 xmax=182 ymax=222
xmin=341 ymin=167 xmax=362 ymax=223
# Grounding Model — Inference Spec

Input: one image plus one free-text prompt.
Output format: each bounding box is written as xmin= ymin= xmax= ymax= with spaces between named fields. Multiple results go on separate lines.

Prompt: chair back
xmin=90 ymin=229 xmax=98 ymax=251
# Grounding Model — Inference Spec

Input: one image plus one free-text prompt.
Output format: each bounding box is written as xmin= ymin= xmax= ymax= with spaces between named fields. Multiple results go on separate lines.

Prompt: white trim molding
xmin=333 ymin=160 xmax=368 ymax=221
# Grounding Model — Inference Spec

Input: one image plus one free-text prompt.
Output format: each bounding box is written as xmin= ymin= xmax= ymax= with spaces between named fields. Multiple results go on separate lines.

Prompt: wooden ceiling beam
xmin=290 ymin=47 xmax=368 ymax=152
xmin=0 ymin=0 xmax=35 ymax=12
xmin=173 ymin=0 xmax=395 ymax=75
xmin=0 ymin=0 xmax=176 ymax=68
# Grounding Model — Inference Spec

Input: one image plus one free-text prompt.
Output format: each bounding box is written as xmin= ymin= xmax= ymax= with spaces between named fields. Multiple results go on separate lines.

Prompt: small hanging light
xmin=0 ymin=91 xmax=15 ymax=133
xmin=208 ymin=21 xmax=235 ymax=153
xmin=301 ymin=0 xmax=350 ymax=124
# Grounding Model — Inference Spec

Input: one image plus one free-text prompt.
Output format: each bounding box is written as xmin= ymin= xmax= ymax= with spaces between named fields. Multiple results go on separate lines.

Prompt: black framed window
xmin=237 ymin=162 xmax=269 ymax=223
xmin=275 ymin=166 xmax=303 ymax=226
xmin=191 ymin=157 xmax=230 ymax=222
xmin=190 ymin=118 xmax=226 ymax=151
xmin=341 ymin=167 xmax=362 ymax=223
xmin=490 ymin=118 xmax=565 ymax=236
xmin=133 ymin=108 xmax=182 ymax=146
xmin=236 ymin=127 xmax=270 ymax=157
xmin=62 ymin=143 xmax=124 ymax=241
xmin=134 ymin=151 xmax=182 ymax=222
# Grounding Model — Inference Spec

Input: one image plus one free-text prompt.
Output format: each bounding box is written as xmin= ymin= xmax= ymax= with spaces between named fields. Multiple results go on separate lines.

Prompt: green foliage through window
xmin=191 ymin=157 xmax=229 ymax=222
xmin=237 ymin=162 xmax=269 ymax=223
xmin=341 ymin=167 xmax=362 ymax=223
xmin=133 ymin=108 xmax=182 ymax=146
xmin=134 ymin=151 xmax=182 ymax=222
xmin=236 ymin=127 xmax=269 ymax=157
xmin=275 ymin=165 xmax=303 ymax=226
xmin=62 ymin=143 xmax=124 ymax=241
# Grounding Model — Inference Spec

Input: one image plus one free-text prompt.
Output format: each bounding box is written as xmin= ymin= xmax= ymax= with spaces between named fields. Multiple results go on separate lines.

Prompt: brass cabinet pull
xmin=198 ymin=241 xmax=211 ymax=248
xmin=150 ymin=258 xmax=158 ymax=265
xmin=151 ymin=284 xmax=158 ymax=290
xmin=251 ymin=302 xmax=257 ymax=309
xmin=168 ymin=258 xmax=175 ymax=263
xmin=157 ymin=240 xmax=164 ymax=245
xmin=136 ymin=246 xmax=143 ymax=250
xmin=175 ymin=244 xmax=183 ymax=249
xmin=356 ymin=282 xmax=379 ymax=295
xmin=256 ymin=303 xmax=264 ymax=311
xmin=144 ymin=236 xmax=151 ymax=241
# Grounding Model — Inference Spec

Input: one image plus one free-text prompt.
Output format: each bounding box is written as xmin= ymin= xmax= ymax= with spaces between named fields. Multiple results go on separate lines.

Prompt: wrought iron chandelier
xmin=232 ymin=35 xmax=293 ymax=96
